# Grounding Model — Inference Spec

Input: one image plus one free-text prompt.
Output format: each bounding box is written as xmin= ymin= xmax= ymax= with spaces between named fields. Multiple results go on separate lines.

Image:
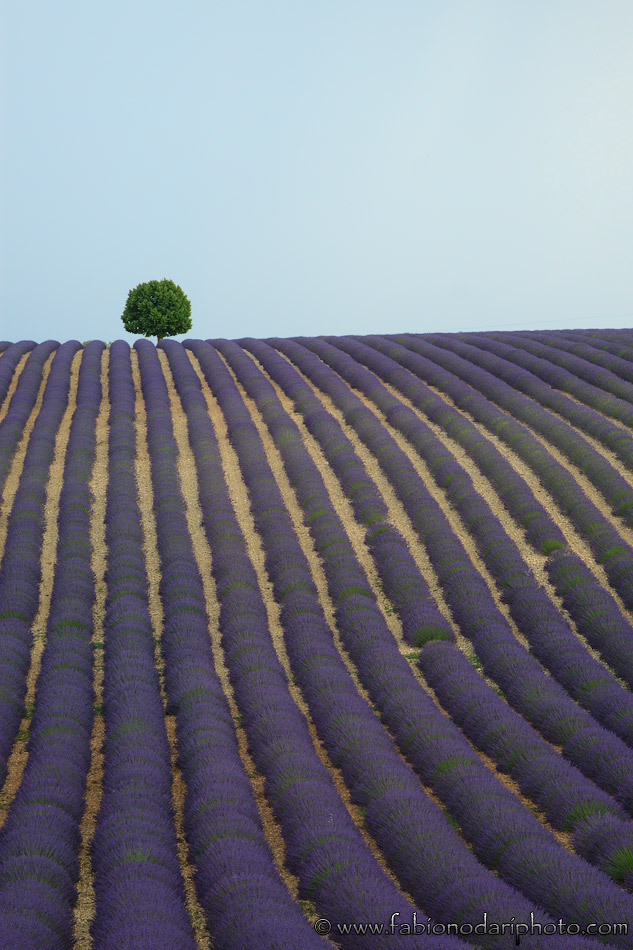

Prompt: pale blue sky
xmin=2 ymin=1 xmax=632 ymax=343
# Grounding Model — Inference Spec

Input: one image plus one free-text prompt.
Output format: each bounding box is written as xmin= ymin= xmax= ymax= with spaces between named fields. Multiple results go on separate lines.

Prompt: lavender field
xmin=1 ymin=329 xmax=633 ymax=949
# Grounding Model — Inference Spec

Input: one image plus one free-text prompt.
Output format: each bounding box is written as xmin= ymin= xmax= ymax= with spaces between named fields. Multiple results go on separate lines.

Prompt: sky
xmin=1 ymin=0 xmax=633 ymax=344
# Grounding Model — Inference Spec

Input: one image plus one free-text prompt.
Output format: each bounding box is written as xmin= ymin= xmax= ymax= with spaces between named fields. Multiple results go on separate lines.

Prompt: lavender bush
xmin=204 ymin=337 xmax=630 ymax=946
xmin=0 ymin=342 xmax=100 ymax=946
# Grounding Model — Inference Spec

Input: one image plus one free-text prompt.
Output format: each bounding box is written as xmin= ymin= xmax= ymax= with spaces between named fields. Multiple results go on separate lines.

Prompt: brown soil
xmin=217 ymin=345 xmax=574 ymax=869
xmin=423 ymin=381 xmax=633 ymax=620
xmin=132 ymin=351 xmax=211 ymax=950
xmin=513 ymin=368 xmax=633 ymax=491
xmin=492 ymin=383 xmax=633 ymax=549
xmin=0 ymin=350 xmax=82 ymax=822
xmin=73 ymin=349 xmax=108 ymax=947
xmin=0 ymin=352 xmax=55 ymax=566
xmin=252 ymin=346 xmax=581 ymax=854
xmin=372 ymin=376 xmax=630 ymax=687
xmin=0 ymin=351 xmax=31 ymax=426
xmin=4 ymin=336 xmax=633 ymax=929
xmin=186 ymin=346 xmax=400 ymax=915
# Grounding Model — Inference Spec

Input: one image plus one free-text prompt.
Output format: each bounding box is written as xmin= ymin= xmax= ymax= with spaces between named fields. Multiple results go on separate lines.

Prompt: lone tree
xmin=121 ymin=278 xmax=192 ymax=342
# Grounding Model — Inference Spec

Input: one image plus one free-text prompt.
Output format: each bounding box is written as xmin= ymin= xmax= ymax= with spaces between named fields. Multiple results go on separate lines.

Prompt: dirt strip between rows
xmin=255 ymin=346 xmax=592 ymax=848
xmin=422 ymin=372 xmax=633 ymax=588
xmin=132 ymin=351 xmax=211 ymax=949
xmin=0 ymin=351 xmax=31 ymax=426
xmin=422 ymin=378 xmax=633 ymax=622
xmin=0 ymin=352 xmax=55 ymax=566
xmin=183 ymin=347 xmax=401 ymax=923
xmin=73 ymin=348 xmax=108 ymax=947
xmin=338 ymin=364 xmax=629 ymax=689
xmin=215 ymin=345 xmax=575 ymax=863
xmin=535 ymin=380 xmax=633 ymax=486
xmin=0 ymin=349 xmax=82 ymax=823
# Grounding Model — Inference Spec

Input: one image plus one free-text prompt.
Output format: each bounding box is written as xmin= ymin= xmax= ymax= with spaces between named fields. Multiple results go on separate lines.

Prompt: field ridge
xmin=0 ymin=330 xmax=632 ymax=949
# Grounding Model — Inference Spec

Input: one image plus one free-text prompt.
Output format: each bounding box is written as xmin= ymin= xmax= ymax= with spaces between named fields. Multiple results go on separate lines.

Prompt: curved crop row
xmin=199 ymin=335 xmax=589 ymax=948
xmin=406 ymin=332 xmax=633 ymax=532
xmin=361 ymin=333 xmax=633 ymax=610
xmin=426 ymin=330 xmax=633 ymax=511
xmin=545 ymin=548 xmax=633 ymax=691
xmin=0 ymin=341 xmax=36 ymax=413
xmin=208 ymin=336 xmax=629 ymax=947
xmin=135 ymin=340 xmax=333 ymax=950
xmin=0 ymin=342 xmax=100 ymax=947
xmin=331 ymin=335 xmax=566 ymax=554
xmin=491 ymin=331 xmax=633 ymax=412
xmin=419 ymin=640 xmax=633 ymax=880
xmin=279 ymin=336 xmax=633 ymax=749
xmin=89 ymin=341 xmax=197 ymax=948
xmin=239 ymin=337 xmax=453 ymax=647
xmin=330 ymin=334 xmax=633 ymax=684
xmin=0 ymin=341 xmax=58 ymax=504
xmin=446 ymin=332 xmax=633 ymax=476
xmin=240 ymin=337 xmax=633 ymax=885
xmin=171 ymin=337 xmax=468 ymax=950
xmin=518 ymin=329 xmax=633 ymax=382
xmin=275 ymin=337 xmax=633 ymax=825
xmin=0 ymin=341 xmax=76 ymax=788
xmin=587 ymin=331 xmax=633 ymax=351
xmin=573 ymin=813 xmax=633 ymax=893
xmin=560 ymin=332 xmax=633 ymax=371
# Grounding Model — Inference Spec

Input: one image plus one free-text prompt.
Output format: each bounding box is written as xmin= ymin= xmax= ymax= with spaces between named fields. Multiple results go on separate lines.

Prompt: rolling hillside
xmin=1 ymin=330 xmax=633 ymax=949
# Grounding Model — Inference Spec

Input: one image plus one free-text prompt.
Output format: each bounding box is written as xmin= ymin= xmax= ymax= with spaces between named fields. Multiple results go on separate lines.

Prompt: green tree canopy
xmin=121 ymin=278 xmax=192 ymax=342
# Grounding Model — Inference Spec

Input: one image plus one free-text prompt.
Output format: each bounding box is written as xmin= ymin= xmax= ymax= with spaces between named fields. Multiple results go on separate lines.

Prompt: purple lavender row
xmin=0 ymin=342 xmax=100 ymax=948
xmin=497 ymin=327 xmax=633 ymax=388
xmin=238 ymin=337 xmax=633 ymax=881
xmin=337 ymin=336 xmax=633 ymax=822
xmin=573 ymin=813 xmax=633 ymax=893
xmin=544 ymin=548 xmax=633 ymax=691
xmin=563 ymin=331 xmax=633 ymax=367
xmin=314 ymin=335 xmax=564 ymax=556
xmin=135 ymin=340 xmax=332 ymax=950
xmin=209 ymin=336 xmax=627 ymax=947
xmin=585 ymin=330 xmax=633 ymax=350
xmin=202 ymin=332 xmax=596 ymax=944
xmin=419 ymin=640 xmax=633 ymax=882
xmin=0 ymin=340 xmax=75 ymax=789
xmin=556 ymin=331 xmax=633 ymax=375
xmin=421 ymin=332 xmax=633 ymax=527
xmin=261 ymin=333 xmax=633 ymax=753
xmin=209 ymin=327 xmax=575 ymax=948
xmin=0 ymin=341 xmax=58 ymax=504
xmin=278 ymin=337 xmax=633 ymax=832
xmin=366 ymin=333 xmax=633 ymax=609
xmin=491 ymin=330 xmax=633 ymax=412
xmin=196 ymin=331 xmax=563 ymax=949
xmin=518 ymin=331 xmax=633 ymax=387
xmin=452 ymin=332 xmax=633 ymax=472
xmin=171 ymin=337 xmax=465 ymax=950
xmin=89 ymin=341 xmax=196 ymax=948
xmin=0 ymin=342 xmax=12 ymax=354
xmin=289 ymin=336 xmax=633 ymax=749
xmin=239 ymin=337 xmax=453 ymax=647
xmin=340 ymin=333 xmax=633 ymax=665
xmin=0 ymin=341 xmax=36 ymax=410
xmin=327 ymin=336 xmax=633 ymax=729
